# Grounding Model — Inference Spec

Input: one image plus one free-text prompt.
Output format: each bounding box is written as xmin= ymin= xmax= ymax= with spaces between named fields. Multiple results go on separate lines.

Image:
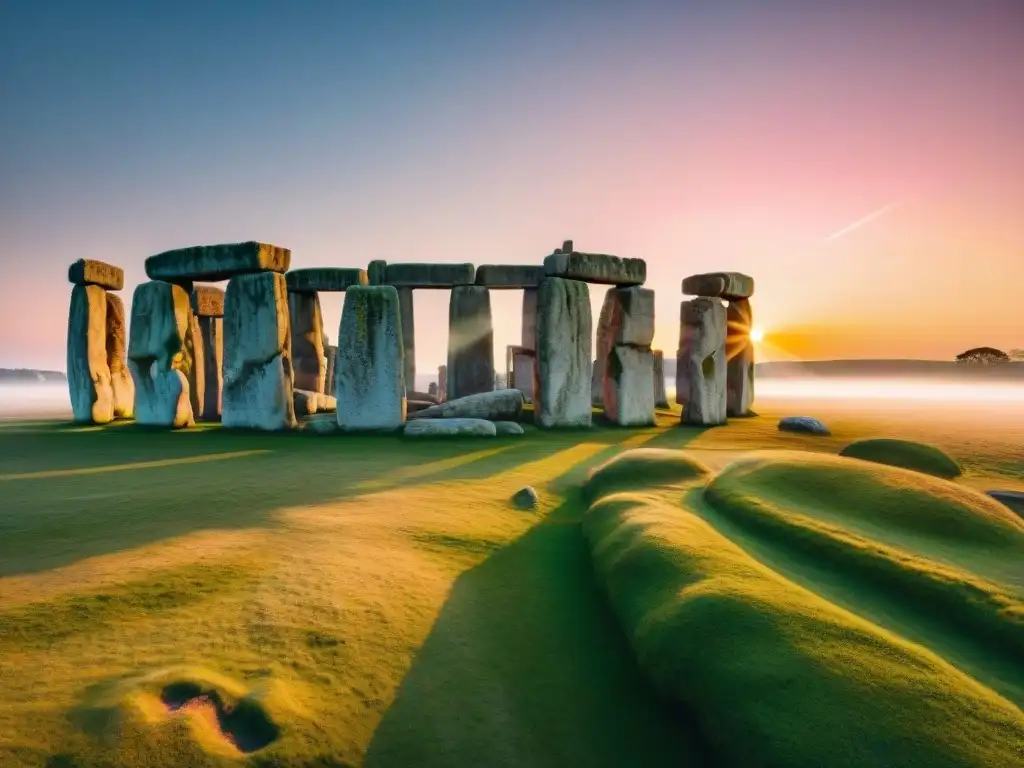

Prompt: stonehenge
xmin=65 ymin=238 xmax=758 ymax=435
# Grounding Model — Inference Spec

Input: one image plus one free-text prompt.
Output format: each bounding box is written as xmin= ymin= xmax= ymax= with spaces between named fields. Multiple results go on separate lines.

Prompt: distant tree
xmin=955 ymin=347 xmax=1010 ymax=365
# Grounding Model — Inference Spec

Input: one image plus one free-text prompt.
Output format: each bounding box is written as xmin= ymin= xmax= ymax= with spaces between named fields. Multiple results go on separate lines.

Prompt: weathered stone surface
xmin=778 ymin=416 xmax=831 ymax=436
xmin=594 ymin=286 xmax=655 ymax=409
xmin=447 ymin=286 xmax=494 ymax=400
xmin=198 ymin=316 xmax=223 ymax=421
xmin=475 ymin=265 xmax=545 ymax=289
xmin=67 ymin=285 xmax=114 ymax=424
xmin=222 ymin=272 xmax=296 ymax=431
xmin=397 ymin=287 xmax=416 ymax=393
xmin=408 ymin=390 xmax=439 ymax=404
xmin=303 ymin=413 xmax=340 ymax=435
xmin=183 ymin=311 xmax=206 ymax=420
xmin=368 ymin=260 xmax=387 ymax=285
xmin=335 ymin=285 xmax=406 ymax=431
xmin=682 ymin=272 xmax=754 ymax=300
xmin=508 ymin=346 xmax=535 ymax=403
xmin=678 ymin=297 xmax=727 ymax=426
xmin=294 ymin=389 xmax=326 ymax=418
xmin=409 ymin=389 xmax=524 ymax=421
xmin=286 ymin=268 xmax=368 ymax=293
xmin=603 ymin=345 xmax=655 ymax=426
xmin=321 ymin=394 xmax=337 ymax=412
xmin=726 ymin=298 xmax=755 ymax=417
xmin=407 ymin=399 xmax=435 ymax=414
xmin=403 ymin=418 xmax=496 ymax=438
xmin=494 ymin=421 xmax=525 ymax=436
xmin=652 ymin=349 xmax=669 ymax=408
xmin=521 ymin=288 xmax=538 ymax=350
xmin=512 ymin=485 xmax=538 ymax=508
xmin=534 ymin=277 xmax=592 ymax=428
xmin=324 ymin=344 xmax=337 ymax=398
xmin=385 ymin=262 xmax=475 ymax=288
xmin=68 ymin=259 xmax=124 ymax=291
xmin=438 ymin=365 xmax=447 ymax=401
xmin=591 ymin=359 xmax=602 ymax=407
xmin=127 ymin=281 xmax=194 ymax=428
xmin=427 ymin=382 xmax=438 ymax=397
xmin=104 ymin=292 xmax=134 ymax=419
xmin=543 ymin=251 xmax=646 ymax=286
xmin=146 ymin=241 xmax=290 ymax=283
xmin=190 ymin=285 xmax=225 ymax=317
xmin=289 ymin=291 xmax=326 ymax=393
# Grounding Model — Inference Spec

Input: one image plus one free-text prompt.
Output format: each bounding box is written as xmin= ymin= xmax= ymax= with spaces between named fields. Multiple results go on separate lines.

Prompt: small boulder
xmin=512 ymin=486 xmax=539 ymax=509
xmin=778 ymin=416 xmax=831 ymax=436
xmin=493 ymin=421 xmax=525 ymax=436
xmin=303 ymin=413 xmax=341 ymax=435
xmin=410 ymin=389 xmax=524 ymax=421
xmin=403 ymin=418 xmax=497 ymax=437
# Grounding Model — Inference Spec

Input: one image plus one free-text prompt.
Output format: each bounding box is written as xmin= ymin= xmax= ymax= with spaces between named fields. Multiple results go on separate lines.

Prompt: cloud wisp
xmin=821 ymin=199 xmax=903 ymax=243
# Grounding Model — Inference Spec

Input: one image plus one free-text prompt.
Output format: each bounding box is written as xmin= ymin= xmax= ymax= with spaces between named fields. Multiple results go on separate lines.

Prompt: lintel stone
xmin=68 ymin=259 xmax=124 ymax=291
xmin=475 ymin=265 xmax=545 ymax=289
xmin=145 ymin=241 xmax=290 ymax=283
xmin=682 ymin=272 xmax=754 ymax=300
xmin=543 ymin=251 xmax=646 ymax=286
xmin=385 ymin=262 xmax=475 ymax=288
xmin=286 ymin=267 xmax=368 ymax=293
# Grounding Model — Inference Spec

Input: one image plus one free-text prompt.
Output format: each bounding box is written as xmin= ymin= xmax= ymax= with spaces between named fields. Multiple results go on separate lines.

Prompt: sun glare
xmin=750 ymin=326 xmax=765 ymax=343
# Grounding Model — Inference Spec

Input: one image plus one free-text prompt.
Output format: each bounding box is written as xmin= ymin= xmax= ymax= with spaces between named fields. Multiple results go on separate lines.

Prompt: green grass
xmin=839 ymin=437 xmax=963 ymax=478
xmin=1 ymin=400 xmax=1023 ymax=766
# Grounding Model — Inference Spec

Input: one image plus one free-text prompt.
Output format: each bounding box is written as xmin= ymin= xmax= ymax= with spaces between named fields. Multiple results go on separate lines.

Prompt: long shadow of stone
xmin=364 ymin=489 xmax=709 ymax=768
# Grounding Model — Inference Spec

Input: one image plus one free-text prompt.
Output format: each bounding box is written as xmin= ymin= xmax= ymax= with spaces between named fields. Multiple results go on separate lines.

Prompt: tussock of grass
xmin=583 ymin=448 xmax=709 ymax=504
xmin=582 ymin=492 xmax=1024 ymax=767
xmin=840 ymin=438 xmax=963 ymax=478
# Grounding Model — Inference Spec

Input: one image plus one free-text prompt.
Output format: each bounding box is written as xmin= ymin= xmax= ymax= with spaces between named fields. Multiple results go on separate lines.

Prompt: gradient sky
xmin=2 ymin=0 xmax=1022 ymax=372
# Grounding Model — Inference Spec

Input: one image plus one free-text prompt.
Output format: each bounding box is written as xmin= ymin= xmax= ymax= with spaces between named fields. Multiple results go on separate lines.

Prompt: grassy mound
xmin=840 ymin=438 xmax=963 ymax=478
xmin=583 ymin=449 xmax=709 ymax=504
xmin=582 ymin=493 xmax=1024 ymax=767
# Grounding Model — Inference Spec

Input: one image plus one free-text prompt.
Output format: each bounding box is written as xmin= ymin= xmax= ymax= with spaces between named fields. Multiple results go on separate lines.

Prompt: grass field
xmin=0 ymin=397 xmax=1022 ymax=766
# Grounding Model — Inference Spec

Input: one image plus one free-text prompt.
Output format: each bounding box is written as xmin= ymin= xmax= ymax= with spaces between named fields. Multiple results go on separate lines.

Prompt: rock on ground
xmin=778 ymin=416 xmax=831 ymax=436
xmin=127 ymin=281 xmax=195 ymax=428
xmin=512 ymin=486 xmax=538 ymax=509
xmin=335 ymin=285 xmax=406 ymax=431
xmin=494 ymin=421 xmax=525 ymax=436
xmin=411 ymin=389 xmax=525 ymax=421
xmin=535 ymin=277 xmax=592 ymax=427
xmin=678 ymin=297 xmax=727 ymax=426
xmin=543 ymin=251 xmax=646 ymax=286
xmin=682 ymin=272 xmax=755 ymax=300
xmin=384 ymin=262 xmax=475 ymax=288
xmin=726 ymin=298 xmax=755 ymax=417
xmin=105 ymin=293 xmax=134 ymax=419
xmin=67 ymin=284 xmax=114 ymax=424
xmin=447 ymin=285 xmax=494 ymax=399
xmin=285 ymin=267 xmax=367 ymax=293
xmin=68 ymin=259 xmax=124 ymax=291
xmin=146 ymin=241 xmax=291 ymax=283
xmin=653 ymin=350 xmax=669 ymax=408
xmin=198 ymin=316 xmax=223 ymax=421
xmin=403 ymin=418 xmax=497 ymax=437
xmin=604 ymin=345 xmax=655 ymax=427
xmin=222 ymin=272 xmax=296 ymax=431
xmin=474 ymin=265 xmax=545 ymax=289
xmin=302 ymin=413 xmax=340 ymax=435
xmin=190 ymin=285 xmax=225 ymax=317
xmin=289 ymin=291 xmax=326 ymax=393
xmin=294 ymin=389 xmax=323 ymax=418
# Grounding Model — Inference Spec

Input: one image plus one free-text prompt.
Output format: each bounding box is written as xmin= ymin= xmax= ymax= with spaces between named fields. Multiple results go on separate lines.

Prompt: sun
xmin=750 ymin=326 xmax=765 ymax=343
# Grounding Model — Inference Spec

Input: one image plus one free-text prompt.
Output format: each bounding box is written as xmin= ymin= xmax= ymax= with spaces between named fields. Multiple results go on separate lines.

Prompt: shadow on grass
xmin=364 ymin=493 xmax=709 ymax=768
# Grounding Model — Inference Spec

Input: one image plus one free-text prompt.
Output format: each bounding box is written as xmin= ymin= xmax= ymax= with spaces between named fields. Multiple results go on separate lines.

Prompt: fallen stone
xmin=384 ymin=262 xmax=475 ymax=288
xmin=535 ymin=277 xmax=592 ymax=428
xmin=778 ymin=416 xmax=831 ymax=436
xmin=190 ymin=285 xmax=225 ymax=317
xmin=494 ymin=421 xmax=525 ymax=436
xmin=368 ymin=260 xmax=387 ymax=285
xmin=512 ymin=486 xmax=538 ymax=509
xmin=105 ymin=292 xmax=134 ymax=420
xmin=222 ymin=272 xmax=296 ymax=431
xmin=335 ymin=285 xmax=406 ymax=430
xmin=604 ymin=345 xmax=655 ymax=427
xmin=68 ymin=259 xmax=124 ymax=291
xmin=146 ymin=241 xmax=290 ymax=283
xmin=67 ymin=285 xmax=114 ymax=424
xmin=321 ymin=394 xmax=336 ymax=412
xmin=289 ymin=291 xmax=326 ymax=393
xmin=474 ymin=265 xmax=545 ymax=289
xmin=543 ymin=251 xmax=646 ymax=286
xmin=397 ymin=287 xmax=416 ymax=393
xmin=403 ymin=418 xmax=496 ymax=437
xmin=286 ymin=267 xmax=367 ymax=293
xmin=294 ymin=389 xmax=326 ymax=417
xmin=678 ymin=297 xmax=727 ymax=426
xmin=985 ymin=490 xmax=1024 ymax=517
xmin=407 ymin=390 xmax=439 ymax=404
xmin=303 ymin=413 xmax=340 ymax=435
xmin=127 ymin=281 xmax=195 ymax=428
xmin=726 ymin=298 xmax=755 ymax=417
xmin=198 ymin=316 xmax=223 ymax=420
xmin=407 ymin=399 xmax=435 ymax=414
xmin=410 ymin=389 xmax=524 ymax=421
xmin=682 ymin=272 xmax=754 ymax=300
xmin=447 ymin=285 xmax=494 ymax=399
xmin=653 ymin=349 xmax=669 ymax=408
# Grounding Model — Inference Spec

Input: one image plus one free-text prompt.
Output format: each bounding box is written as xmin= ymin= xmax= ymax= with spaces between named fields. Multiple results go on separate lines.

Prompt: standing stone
xmin=447 ymin=286 xmax=494 ymax=400
xmin=652 ymin=349 xmax=669 ymax=408
xmin=67 ymin=285 xmax=114 ymax=424
xmin=427 ymin=381 xmax=438 ymax=397
xmin=105 ymin=293 xmax=134 ymax=419
xmin=127 ymin=281 xmax=194 ymax=429
xmin=324 ymin=344 xmax=337 ymax=400
xmin=289 ymin=291 xmax=326 ymax=393
xmin=397 ymin=287 xmax=416 ymax=393
xmin=521 ymin=287 xmax=538 ymax=350
xmin=508 ymin=346 xmax=535 ymax=403
xmin=368 ymin=260 xmax=387 ymax=286
xmin=438 ymin=365 xmax=448 ymax=401
xmin=183 ymin=311 xmax=206 ymax=420
xmin=596 ymin=287 xmax=655 ymax=421
xmin=727 ymin=299 xmax=755 ymax=416
xmin=534 ymin=277 xmax=592 ymax=428
xmin=198 ymin=316 xmax=223 ymax=421
xmin=591 ymin=360 xmax=602 ymax=407
xmin=223 ymin=272 xmax=296 ymax=431
xmin=678 ymin=297 xmax=727 ymax=426
xmin=335 ymin=285 xmax=406 ymax=430
xmin=605 ymin=345 xmax=655 ymax=426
